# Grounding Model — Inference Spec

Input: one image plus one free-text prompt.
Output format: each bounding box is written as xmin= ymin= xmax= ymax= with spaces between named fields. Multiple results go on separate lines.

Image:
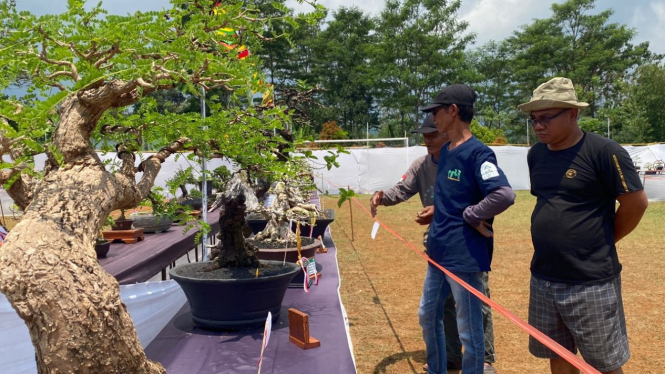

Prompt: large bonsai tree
xmin=0 ymin=0 xmax=324 ymax=372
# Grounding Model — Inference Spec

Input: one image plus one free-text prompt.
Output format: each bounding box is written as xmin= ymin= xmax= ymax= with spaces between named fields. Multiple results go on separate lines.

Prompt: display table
xmin=144 ymin=232 xmax=357 ymax=374
xmin=99 ymin=210 xmax=220 ymax=285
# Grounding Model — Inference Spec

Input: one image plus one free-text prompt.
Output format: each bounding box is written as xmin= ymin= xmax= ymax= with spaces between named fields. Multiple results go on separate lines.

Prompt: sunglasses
xmin=528 ymin=108 xmax=569 ymax=127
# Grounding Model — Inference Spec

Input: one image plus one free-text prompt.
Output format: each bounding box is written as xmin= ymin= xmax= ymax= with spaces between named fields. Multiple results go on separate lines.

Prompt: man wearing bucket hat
xmin=520 ymin=77 xmax=648 ymax=374
xmin=419 ymin=84 xmax=515 ymax=374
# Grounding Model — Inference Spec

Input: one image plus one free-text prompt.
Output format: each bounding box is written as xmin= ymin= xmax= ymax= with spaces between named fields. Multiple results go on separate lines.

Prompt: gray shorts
xmin=528 ymin=275 xmax=630 ymax=372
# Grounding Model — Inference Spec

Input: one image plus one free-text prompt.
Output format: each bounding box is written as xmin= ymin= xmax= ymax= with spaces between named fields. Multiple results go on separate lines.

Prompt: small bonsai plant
xmin=111 ymin=208 xmax=134 ymax=230
xmin=132 ymin=187 xmax=198 ymax=231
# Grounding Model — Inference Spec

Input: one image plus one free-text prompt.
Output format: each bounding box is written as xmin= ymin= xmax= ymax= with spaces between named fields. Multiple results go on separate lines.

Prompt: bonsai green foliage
xmin=165 ymin=166 xmax=199 ymax=201
xmin=211 ymin=165 xmax=231 ymax=192
xmin=140 ymin=187 xmax=189 ymax=222
xmin=0 ymin=0 xmax=326 ymax=193
xmin=189 ymin=189 xmax=203 ymax=199
xmin=337 ymin=187 xmax=358 ymax=208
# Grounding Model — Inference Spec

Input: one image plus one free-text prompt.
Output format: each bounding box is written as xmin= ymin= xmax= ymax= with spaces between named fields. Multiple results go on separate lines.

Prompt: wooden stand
xmin=288 ymin=308 xmax=320 ymax=349
xmin=102 ymin=228 xmax=145 ymax=244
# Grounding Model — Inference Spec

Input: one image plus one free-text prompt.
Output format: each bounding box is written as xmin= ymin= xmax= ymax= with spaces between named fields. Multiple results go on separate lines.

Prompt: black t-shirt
xmin=528 ymin=132 xmax=643 ymax=284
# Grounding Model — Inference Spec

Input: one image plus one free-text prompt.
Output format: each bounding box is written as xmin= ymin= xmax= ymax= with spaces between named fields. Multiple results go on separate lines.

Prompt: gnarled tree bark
xmin=0 ymin=85 xmax=184 ymax=373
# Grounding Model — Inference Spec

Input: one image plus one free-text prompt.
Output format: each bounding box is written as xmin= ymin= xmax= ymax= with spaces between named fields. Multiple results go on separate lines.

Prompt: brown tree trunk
xmin=0 ymin=92 xmax=167 ymax=373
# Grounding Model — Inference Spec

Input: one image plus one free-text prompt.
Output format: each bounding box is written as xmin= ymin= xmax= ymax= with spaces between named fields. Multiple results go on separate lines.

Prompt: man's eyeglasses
xmin=528 ymin=108 xmax=569 ymax=127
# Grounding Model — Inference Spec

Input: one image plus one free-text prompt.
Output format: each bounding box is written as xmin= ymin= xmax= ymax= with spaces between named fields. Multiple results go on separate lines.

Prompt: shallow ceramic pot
xmin=170 ymin=260 xmax=300 ymax=330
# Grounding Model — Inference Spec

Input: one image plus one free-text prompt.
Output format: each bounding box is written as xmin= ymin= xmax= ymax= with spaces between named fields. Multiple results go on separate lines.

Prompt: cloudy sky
xmin=14 ymin=0 xmax=665 ymax=54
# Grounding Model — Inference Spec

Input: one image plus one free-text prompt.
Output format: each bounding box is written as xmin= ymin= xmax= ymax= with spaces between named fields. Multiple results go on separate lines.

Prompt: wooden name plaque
xmin=288 ymin=308 xmax=320 ymax=349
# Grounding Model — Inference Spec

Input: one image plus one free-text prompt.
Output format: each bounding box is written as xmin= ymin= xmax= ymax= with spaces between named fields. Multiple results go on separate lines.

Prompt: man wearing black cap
xmin=419 ymin=84 xmax=515 ymax=374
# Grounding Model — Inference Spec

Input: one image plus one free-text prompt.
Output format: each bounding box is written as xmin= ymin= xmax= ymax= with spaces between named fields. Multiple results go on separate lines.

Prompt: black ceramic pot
xmin=179 ymin=198 xmax=203 ymax=211
xmin=111 ymin=219 xmax=133 ymax=231
xmin=245 ymin=215 xmax=268 ymax=235
xmin=94 ymin=240 xmax=111 ymax=259
xmin=169 ymin=260 xmax=300 ymax=330
xmin=297 ymin=209 xmax=335 ymax=238
xmin=254 ymin=237 xmax=320 ymax=263
xmin=253 ymin=238 xmax=322 ymax=287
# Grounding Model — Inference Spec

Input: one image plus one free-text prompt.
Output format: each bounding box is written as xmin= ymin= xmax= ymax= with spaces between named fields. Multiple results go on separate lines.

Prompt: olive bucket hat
xmin=518 ymin=77 xmax=589 ymax=113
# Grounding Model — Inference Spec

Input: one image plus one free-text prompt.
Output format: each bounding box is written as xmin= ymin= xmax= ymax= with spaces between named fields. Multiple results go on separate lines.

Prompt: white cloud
xmin=643 ymin=1 xmax=665 ymax=54
xmin=459 ymin=0 xmax=558 ymax=46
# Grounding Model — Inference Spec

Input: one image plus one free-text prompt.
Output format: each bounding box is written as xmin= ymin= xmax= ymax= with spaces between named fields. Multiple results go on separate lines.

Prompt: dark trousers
xmin=444 ymin=271 xmax=495 ymax=364
xmin=422 ymin=227 xmax=496 ymax=364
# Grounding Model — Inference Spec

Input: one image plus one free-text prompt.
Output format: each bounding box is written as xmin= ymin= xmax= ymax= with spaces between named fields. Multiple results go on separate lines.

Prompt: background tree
xmin=505 ymin=0 xmax=652 ymax=117
xmin=618 ymin=63 xmax=665 ymax=142
xmin=0 ymin=0 xmax=319 ymax=372
xmin=371 ymin=0 xmax=474 ymax=140
xmin=307 ymin=7 xmax=378 ymax=139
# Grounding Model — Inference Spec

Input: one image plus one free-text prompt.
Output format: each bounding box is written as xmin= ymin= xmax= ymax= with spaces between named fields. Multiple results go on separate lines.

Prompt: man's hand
xmin=416 ymin=205 xmax=434 ymax=225
xmin=473 ymin=220 xmax=494 ymax=238
xmin=370 ymin=191 xmax=384 ymax=217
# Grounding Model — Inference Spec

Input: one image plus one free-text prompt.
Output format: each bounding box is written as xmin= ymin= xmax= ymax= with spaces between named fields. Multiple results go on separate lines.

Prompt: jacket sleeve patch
xmin=481 ymin=161 xmax=500 ymax=180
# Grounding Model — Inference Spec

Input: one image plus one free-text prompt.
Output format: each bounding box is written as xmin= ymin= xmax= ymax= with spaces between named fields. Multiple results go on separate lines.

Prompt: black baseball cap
xmin=411 ymin=114 xmax=438 ymax=134
xmin=421 ymin=84 xmax=477 ymax=112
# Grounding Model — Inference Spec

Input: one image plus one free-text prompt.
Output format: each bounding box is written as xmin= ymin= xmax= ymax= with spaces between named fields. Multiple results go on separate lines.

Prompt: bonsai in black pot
xmin=169 ymin=191 xmax=299 ymax=330
xmin=166 ymin=166 xmax=204 ymax=211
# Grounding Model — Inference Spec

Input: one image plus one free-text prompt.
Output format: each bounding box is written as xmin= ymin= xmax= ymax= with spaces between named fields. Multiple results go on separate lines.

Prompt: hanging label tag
xmin=371 ymin=221 xmax=380 ymax=239
xmin=257 ymin=311 xmax=272 ymax=373
xmin=298 ymin=257 xmax=313 ymax=292
xmin=309 ymin=217 xmax=316 ymax=238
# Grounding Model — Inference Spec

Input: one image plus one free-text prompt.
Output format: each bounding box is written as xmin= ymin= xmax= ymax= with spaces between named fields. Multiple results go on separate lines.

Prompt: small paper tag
xmin=371 ymin=221 xmax=380 ymax=239
xmin=257 ymin=311 xmax=272 ymax=373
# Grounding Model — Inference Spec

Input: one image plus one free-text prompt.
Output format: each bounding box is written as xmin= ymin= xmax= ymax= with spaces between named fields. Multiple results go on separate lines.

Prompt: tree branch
xmin=133 ymin=137 xmax=190 ymax=199
xmin=93 ymin=42 xmax=120 ymax=69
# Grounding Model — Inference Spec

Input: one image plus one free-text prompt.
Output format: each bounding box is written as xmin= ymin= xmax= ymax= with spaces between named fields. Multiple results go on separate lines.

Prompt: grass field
xmin=323 ymin=191 xmax=665 ymax=374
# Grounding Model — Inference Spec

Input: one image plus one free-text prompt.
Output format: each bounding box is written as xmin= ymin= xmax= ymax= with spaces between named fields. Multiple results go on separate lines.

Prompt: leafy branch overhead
xmin=0 ymin=0 xmax=326 ymax=193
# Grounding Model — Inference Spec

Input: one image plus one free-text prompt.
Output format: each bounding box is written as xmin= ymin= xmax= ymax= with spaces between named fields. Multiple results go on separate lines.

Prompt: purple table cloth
xmin=144 ymin=232 xmax=357 ymax=374
xmin=99 ymin=210 xmax=220 ymax=284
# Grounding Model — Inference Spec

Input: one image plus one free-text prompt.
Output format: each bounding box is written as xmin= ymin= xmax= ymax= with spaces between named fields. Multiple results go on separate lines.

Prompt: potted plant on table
xmin=169 ymin=190 xmax=300 ymax=330
xmin=94 ymin=216 xmax=115 ymax=258
xmin=130 ymin=187 xmax=188 ymax=233
xmin=111 ymin=208 xmax=134 ymax=230
xmin=166 ymin=166 xmax=206 ymax=212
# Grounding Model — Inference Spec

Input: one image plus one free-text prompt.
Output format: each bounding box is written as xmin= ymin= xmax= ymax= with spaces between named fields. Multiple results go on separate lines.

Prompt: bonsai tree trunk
xmin=0 ymin=90 xmax=184 ymax=373
xmin=253 ymin=182 xmax=295 ymax=243
xmin=206 ymin=193 xmax=260 ymax=270
xmin=253 ymin=181 xmax=318 ymax=243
